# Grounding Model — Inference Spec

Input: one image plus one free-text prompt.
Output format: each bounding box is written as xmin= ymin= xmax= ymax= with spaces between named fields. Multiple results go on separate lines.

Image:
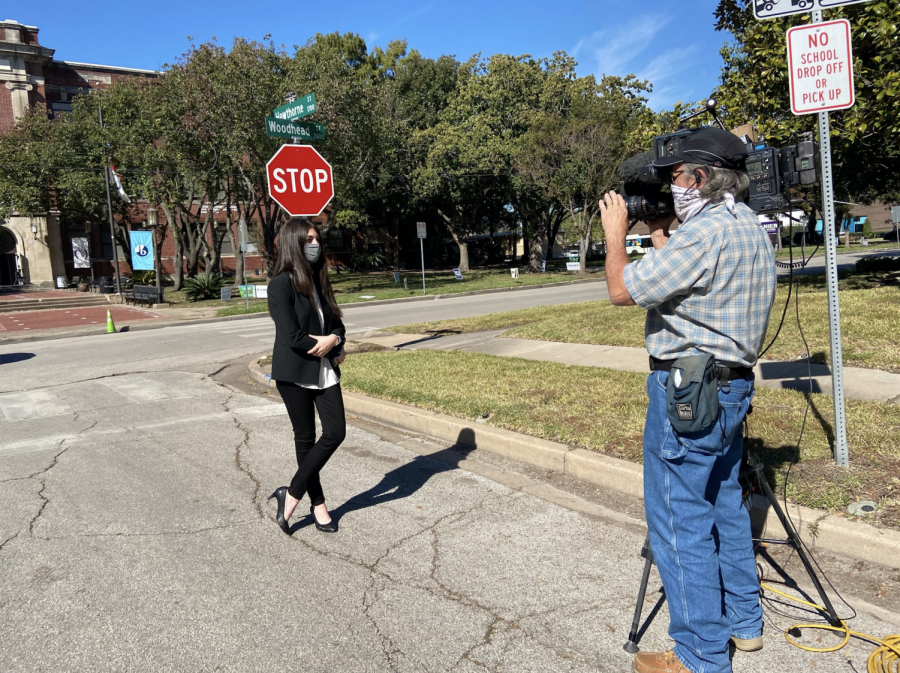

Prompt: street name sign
xmin=266 ymin=145 xmax=334 ymax=217
xmin=787 ymin=19 xmax=854 ymax=114
xmin=754 ymin=0 xmax=872 ymax=20
xmin=272 ymin=93 xmax=317 ymax=121
xmin=265 ymin=117 xmax=326 ymax=142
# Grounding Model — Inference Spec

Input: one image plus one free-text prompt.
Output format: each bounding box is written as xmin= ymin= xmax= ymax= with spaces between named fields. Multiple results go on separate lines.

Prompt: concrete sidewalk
xmin=354 ymin=330 xmax=900 ymax=404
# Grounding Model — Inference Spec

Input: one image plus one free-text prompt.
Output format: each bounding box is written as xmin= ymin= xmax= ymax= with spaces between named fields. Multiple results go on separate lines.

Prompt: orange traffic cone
xmin=106 ymin=309 xmax=116 ymax=334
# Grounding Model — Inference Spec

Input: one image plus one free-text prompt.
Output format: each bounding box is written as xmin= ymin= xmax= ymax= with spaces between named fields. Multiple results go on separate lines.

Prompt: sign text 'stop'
xmin=754 ymin=0 xmax=872 ymax=20
xmin=787 ymin=19 xmax=854 ymax=115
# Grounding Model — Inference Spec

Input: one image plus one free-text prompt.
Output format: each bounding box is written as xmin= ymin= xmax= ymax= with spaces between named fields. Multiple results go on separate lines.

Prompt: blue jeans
xmin=643 ymin=371 xmax=762 ymax=673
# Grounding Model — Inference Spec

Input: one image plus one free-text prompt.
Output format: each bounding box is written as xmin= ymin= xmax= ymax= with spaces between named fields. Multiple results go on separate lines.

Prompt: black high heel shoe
xmin=267 ymin=487 xmax=292 ymax=535
xmin=310 ymin=505 xmax=337 ymax=533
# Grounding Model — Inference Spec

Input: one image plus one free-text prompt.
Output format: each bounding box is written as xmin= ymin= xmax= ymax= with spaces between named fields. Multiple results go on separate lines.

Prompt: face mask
xmin=671 ymin=184 xmax=708 ymax=224
xmin=304 ymin=242 xmax=321 ymax=263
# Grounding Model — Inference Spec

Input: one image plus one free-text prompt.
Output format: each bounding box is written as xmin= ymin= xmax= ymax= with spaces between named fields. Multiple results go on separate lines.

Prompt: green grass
xmin=341 ymin=349 xmax=900 ymax=527
xmin=393 ymin=272 xmax=900 ymax=373
xmin=775 ymin=239 xmax=898 ymax=259
xmin=328 ymin=268 xmax=598 ymax=303
xmin=213 ymin=268 xmax=600 ymax=317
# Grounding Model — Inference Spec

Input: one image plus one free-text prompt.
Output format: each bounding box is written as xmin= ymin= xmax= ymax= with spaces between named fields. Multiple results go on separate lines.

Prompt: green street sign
xmin=265 ymin=117 xmax=327 ymax=142
xmin=272 ymin=93 xmax=316 ymax=121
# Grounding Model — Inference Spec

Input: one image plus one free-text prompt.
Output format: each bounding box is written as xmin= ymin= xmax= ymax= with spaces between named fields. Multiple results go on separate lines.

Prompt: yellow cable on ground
xmin=760 ymin=582 xmax=900 ymax=672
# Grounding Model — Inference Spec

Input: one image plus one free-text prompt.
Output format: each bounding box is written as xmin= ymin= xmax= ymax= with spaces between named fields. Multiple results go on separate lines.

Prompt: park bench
xmin=124 ymin=285 xmax=165 ymax=307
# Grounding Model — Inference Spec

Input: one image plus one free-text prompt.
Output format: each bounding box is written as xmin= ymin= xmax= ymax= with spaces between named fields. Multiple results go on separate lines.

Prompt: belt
xmin=649 ymin=356 xmax=752 ymax=381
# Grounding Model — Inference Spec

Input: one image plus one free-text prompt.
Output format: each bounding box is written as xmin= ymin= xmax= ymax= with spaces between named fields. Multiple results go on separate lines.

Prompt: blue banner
xmin=130 ymin=231 xmax=155 ymax=271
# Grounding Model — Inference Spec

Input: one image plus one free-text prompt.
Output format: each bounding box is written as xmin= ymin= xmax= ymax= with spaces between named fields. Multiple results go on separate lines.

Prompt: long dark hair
xmin=272 ymin=217 xmax=342 ymax=319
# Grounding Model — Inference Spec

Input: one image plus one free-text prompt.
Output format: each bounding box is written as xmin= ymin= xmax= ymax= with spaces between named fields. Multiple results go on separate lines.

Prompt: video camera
xmin=620 ymin=99 xmax=818 ymax=220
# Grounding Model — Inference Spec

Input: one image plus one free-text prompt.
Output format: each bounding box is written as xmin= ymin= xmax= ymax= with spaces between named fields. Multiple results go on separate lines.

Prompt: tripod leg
xmin=756 ymin=471 xmax=842 ymax=625
xmin=623 ymin=537 xmax=655 ymax=653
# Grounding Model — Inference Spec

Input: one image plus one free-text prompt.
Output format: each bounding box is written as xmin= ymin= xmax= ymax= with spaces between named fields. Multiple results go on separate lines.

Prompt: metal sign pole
xmin=812 ymin=9 xmax=849 ymax=468
xmin=420 ymin=238 xmax=426 ymax=295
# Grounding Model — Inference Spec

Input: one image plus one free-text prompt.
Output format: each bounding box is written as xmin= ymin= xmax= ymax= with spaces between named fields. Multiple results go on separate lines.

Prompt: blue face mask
xmin=304 ymin=242 xmax=321 ymax=263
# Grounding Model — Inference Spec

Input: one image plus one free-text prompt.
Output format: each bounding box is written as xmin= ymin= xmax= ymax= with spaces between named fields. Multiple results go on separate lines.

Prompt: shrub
xmin=855 ymin=255 xmax=900 ymax=274
xmin=183 ymin=272 xmax=226 ymax=301
xmin=352 ymin=250 xmax=386 ymax=272
xmin=130 ymin=270 xmax=156 ymax=285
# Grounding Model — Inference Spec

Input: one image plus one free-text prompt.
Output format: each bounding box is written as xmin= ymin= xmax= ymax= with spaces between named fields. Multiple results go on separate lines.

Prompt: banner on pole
xmin=130 ymin=231 xmax=155 ymax=271
xmin=71 ymin=237 xmax=91 ymax=269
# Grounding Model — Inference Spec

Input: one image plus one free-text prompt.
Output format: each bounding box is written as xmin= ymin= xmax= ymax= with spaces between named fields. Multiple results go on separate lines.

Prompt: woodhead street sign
xmin=265 ymin=117 xmax=326 ymax=141
xmin=266 ymin=145 xmax=334 ymax=217
xmin=787 ymin=19 xmax=854 ymax=114
xmin=754 ymin=0 xmax=872 ymax=20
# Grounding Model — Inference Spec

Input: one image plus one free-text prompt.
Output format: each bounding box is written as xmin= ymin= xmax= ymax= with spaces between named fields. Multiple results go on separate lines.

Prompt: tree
xmin=518 ymin=75 xmax=651 ymax=269
xmin=714 ymin=0 xmax=900 ymax=204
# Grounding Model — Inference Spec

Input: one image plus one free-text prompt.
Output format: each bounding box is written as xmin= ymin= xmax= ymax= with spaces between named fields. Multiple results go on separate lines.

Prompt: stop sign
xmin=266 ymin=145 xmax=334 ymax=217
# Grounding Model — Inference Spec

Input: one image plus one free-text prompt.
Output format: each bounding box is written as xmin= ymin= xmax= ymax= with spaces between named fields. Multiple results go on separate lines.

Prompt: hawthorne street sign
xmin=272 ymin=93 xmax=317 ymax=121
xmin=754 ymin=0 xmax=872 ymax=20
xmin=787 ymin=19 xmax=854 ymax=114
xmin=266 ymin=145 xmax=334 ymax=217
xmin=265 ymin=117 xmax=327 ymax=141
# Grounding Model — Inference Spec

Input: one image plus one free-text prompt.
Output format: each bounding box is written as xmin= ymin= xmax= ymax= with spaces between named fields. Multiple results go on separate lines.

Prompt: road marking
xmin=0 ymin=390 xmax=74 ymax=421
xmin=97 ymin=376 xmax=192 ymax=403
xmin=0 ymin=405 xmax=288 ymax=456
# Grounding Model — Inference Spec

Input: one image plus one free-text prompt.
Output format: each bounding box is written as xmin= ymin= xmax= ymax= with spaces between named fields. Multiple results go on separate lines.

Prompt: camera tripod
xmin=622 ymin=452 xmax=841 ymax=653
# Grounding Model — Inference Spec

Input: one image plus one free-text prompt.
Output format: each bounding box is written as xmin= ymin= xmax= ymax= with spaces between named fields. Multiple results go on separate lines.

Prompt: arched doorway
xmin=0 ymin=227 xmax=19 ymax=286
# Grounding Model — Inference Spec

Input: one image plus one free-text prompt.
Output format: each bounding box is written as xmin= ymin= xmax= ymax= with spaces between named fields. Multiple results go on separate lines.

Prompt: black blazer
xmin=268 ymin=271 xmax=346 ymax=385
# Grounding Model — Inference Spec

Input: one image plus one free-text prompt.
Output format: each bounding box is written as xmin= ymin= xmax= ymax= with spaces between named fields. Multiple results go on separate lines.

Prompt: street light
xmin=146 ymin=206 xmax=162 ymax=297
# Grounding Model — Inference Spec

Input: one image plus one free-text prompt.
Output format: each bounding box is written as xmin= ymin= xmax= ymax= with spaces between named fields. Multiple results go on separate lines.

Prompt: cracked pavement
xmin=1 ymin=320 xmax=898 ymax=671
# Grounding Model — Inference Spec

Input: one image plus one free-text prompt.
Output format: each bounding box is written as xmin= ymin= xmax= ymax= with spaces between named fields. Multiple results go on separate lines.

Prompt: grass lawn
xmin=341 ymin=350 xmax=900 ymax=528
xmin=213 ymin=268 xmax=600 ymax=317
xmin=775 ymin=239 xmax=898 ymax=259
xmin=393 ymin=271 xmax=900 ymax=373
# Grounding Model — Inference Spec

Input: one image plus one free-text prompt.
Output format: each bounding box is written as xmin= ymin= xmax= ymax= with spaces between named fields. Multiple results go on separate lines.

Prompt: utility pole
xmin=98 ymin=100 xmax=123 ymax=298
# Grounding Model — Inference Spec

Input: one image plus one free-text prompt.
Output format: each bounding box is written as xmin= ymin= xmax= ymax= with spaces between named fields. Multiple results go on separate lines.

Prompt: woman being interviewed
xmin=267 ymin=217 xmax=346 ymax=535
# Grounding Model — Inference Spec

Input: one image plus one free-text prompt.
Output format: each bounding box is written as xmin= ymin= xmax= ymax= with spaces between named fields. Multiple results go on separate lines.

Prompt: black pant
xmin=276 ymin=383 xmax=346 ymax=505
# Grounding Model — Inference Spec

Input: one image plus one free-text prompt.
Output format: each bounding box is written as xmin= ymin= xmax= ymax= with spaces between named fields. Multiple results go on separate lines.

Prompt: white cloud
xmin=573 ymin=18 xmax=703 ymax=110
xmin=636 ymin=45 xmax=701 ymax=108
xmin=572 ymin=17 xmax=670 ymax=78
xmin=366 ymin=31 xmax=379 ymax=45
xmin=398 ymin=2 xmax=435 ymax=24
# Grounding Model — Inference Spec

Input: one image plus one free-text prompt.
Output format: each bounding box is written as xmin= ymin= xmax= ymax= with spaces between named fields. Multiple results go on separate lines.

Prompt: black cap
xmin=652 ymin=127 xmax=748 ymax=170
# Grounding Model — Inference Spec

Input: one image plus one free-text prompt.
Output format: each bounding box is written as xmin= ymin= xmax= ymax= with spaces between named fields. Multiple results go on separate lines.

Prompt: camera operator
xmin=599 ymin=127 xmax=776 ymax=673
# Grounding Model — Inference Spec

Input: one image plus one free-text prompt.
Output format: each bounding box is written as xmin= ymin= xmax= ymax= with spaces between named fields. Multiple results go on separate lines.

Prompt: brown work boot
xmin=632 ymin=650 xmax=692 ymax=672
xmin=731 ymin=635 xmax=763 ymax=652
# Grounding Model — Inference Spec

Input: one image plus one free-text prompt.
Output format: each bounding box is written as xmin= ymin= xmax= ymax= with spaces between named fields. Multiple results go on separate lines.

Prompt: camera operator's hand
xmin=599 ymin=191 xmax=628 ymax=241
xmin=647 ymin=214 xmax=677 ymax=250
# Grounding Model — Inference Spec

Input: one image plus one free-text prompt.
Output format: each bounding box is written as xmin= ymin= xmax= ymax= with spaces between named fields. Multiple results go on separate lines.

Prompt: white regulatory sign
xmin=787 ymin=19 xmax=854 ymax=115
xmin=416 ymin=222 xmax=427 ymax=239
xmin=754 ymin=0 xmax=872 ymax=20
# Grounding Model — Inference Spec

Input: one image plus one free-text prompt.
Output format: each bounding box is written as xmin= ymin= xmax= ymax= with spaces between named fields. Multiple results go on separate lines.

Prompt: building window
xmin=327 ymin=228 xmax=345 ymax=252
xmin=217 ymin=224 xmax=233 ymax=255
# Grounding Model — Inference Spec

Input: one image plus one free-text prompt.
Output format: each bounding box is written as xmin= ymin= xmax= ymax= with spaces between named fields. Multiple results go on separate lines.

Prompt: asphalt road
xmin=0 ymin=283 xmax=897 ymax=671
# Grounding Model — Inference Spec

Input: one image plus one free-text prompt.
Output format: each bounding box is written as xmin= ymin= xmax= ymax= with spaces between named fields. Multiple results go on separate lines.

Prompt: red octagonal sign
xmin=266 ymin=145 xmax=334 ymax=217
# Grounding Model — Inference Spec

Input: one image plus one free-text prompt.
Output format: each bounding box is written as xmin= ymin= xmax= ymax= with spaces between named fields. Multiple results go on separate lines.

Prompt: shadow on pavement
xmin=0 ymin=352 xmax=35 ymax=365
xmin=292 ymin=428 xmax=477 ymax=532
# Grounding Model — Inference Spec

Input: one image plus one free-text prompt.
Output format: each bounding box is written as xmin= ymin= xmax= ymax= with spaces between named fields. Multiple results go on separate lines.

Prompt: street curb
xmin=335 ymin=388 xmax=900 ymax=568
xmin=248 ymin=355 xmax=278 ymax=390
xmin=0 ymin=277 xmax=603 ymax=346
xmin=0 ymin=310 xmax=272 ymax=346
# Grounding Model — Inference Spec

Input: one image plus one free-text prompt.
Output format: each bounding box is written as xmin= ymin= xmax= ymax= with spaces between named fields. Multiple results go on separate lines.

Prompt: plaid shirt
xmin=622 ymin=201 xmax=776 ymax=367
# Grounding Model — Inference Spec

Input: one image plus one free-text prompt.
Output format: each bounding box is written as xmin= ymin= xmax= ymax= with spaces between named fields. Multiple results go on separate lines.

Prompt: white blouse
xmin=299 ymin=284 xmax=340 ymax=390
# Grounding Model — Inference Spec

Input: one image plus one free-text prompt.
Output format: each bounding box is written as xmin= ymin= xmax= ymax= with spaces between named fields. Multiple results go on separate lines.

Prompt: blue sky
xmin=10 ymin=0 xmax=733 ymax=110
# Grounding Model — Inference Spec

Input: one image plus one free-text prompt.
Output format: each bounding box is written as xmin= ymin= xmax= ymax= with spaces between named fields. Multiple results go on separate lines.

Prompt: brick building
xmin=1 ymin=19 xmax=163 ymax=286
